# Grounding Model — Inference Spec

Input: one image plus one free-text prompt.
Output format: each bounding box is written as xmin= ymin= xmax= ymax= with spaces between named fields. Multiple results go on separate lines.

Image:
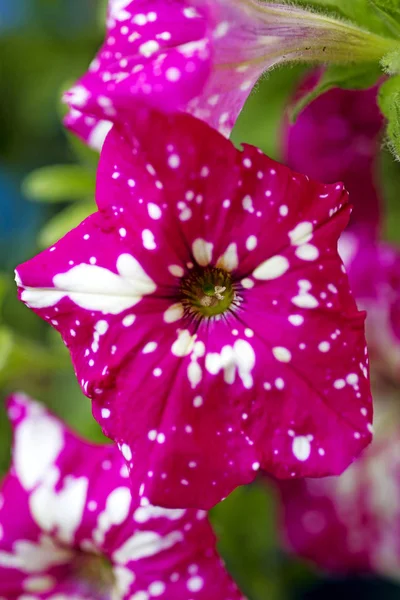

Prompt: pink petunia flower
xmin=284 ymin=74 xmax=384 ymax=235
xmin=16 ymin=107 xmax=373 ymax=509
xmin=64 ymin=0 xmax=390 ymax=149
xmin=274 ymin=75 xmax=400 ymax=578
xmin=338 ymin=230 xmax=400 ymax=382
xmin=276 ymin=384 xmax=400 ymax=578
xmin=283 ymin=75 xmax=400 ymax=380
xmin=0 ymin=393 xmax=245 ymax=599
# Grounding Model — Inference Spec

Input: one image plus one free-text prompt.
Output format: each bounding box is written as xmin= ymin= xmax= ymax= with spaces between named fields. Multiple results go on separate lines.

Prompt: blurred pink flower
xmin=16 ymin=106 xmax=372 ymax=509
xmin=339 ymin=231 xmax=400 ymax=383
xmin=284 ymin=73 xmax=383 ymax=235
xmin=283 ymin=73 xmax=400 ymax=380
xmin=0 ymin=393 xmax=245 ymax=599
xmin=276 ymin=390 xmax=400 ymax=577
xmin=274 ymin=74 xmax=400 ymax=578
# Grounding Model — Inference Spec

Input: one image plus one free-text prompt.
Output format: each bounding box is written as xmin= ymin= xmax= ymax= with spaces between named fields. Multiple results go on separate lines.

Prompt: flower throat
xmin=180 ymin=266 xmax=236 ymax=319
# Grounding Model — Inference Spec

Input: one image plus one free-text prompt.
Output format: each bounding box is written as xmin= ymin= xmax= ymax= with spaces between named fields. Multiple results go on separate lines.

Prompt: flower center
xmin=75 ymin=553 xmax=115 ymax=595
xmin=180 ymin=266 xmax=236 ymax=318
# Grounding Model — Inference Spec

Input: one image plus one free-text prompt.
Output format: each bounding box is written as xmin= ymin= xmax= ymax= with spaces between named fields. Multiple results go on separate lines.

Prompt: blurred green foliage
xmin=1 ymin=2 xmax=400 ymax=599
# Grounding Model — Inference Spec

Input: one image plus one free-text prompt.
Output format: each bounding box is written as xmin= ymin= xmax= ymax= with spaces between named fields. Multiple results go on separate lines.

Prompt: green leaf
xmin=23 ymin=165 xmax=96 ymax=203
xmin=38 ymin=201 xmax=95 ymax=248
xmin=370 ymin=0 xmax=400 ymax=36
xmin=378 ymin=76 xmax=400 ymax=160
xmin=379 ymin=147 xmax=400 ymax=243
xmin=0 ymin=275 xmax=9 ymax=319
xmin=0 ymin=327 xmax=68 ymax=387
xmin=291 ymin=0 xmax=392 ymax=35
xmin=290 ymin=64 xmax=382 ymax=122
xmin=381 ymin=47 xmax=400 ymax=74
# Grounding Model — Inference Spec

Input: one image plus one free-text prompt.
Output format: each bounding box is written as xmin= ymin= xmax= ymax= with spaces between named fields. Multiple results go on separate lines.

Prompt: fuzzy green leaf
xmin=291 ymin=0 xmax=392 ymax=35
xmin=370 ymin=0 xmax=400 ymax=36
xmin=381 ymin=47 xmax=400 ymax=74
xmin=378 ymin=76 xmax=400 ymax=160
xmin=38 ymin=201 xmax=95 ymax=248
xmin=23 ymin=165 xmax=96 ymax=203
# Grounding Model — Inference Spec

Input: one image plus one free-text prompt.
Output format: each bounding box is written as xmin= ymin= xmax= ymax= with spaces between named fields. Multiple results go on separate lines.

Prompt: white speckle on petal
xmin=295 ymin=244 xmax=319 ymax=261
xmin=318 ymin=341 xmax=330 ymax=352
xmin=272 ymin=347 xmax=292 ymax=363
xmin=253 ymin=256 xmax=289 ymax=280
xmin=192 ymin=239 xmax=213 ymax=266
xmin=163 ymin=303 xmax=184 ymax=323
xmin=334 ymin=379 xmax=346 ymax=389
xmin=122 ymin=314 xmax=136 ymax=327
xmin=292 ymin=436 xmax=311 ymax=461
xmin=147 ymin=203 xmax=162 ymax=220
xmin=142 ymin=229 xmax=156 ymax=250
xmin=143 ymin=342 xmax=158 ymax=354
xmin=288 ymin=315 xmax=304 ymax=326
xmin=246 ymin=235 xmax=257 ymax=251
xmin=171 ymin=330 xmax=196 ymax=357
xmin=289 ymin=222 xmax=313 ymax=246
xmin=168 ymin=265 xmax=184 ymax=278
xmin=216 ymin=243 xmax=238 ymax=271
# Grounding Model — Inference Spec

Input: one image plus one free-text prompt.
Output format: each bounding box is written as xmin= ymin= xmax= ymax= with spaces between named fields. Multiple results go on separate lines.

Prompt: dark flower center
xmin=180 ymin=266 xmax=237 ymax=319
xmin=75 ymin=553 xmax=115 ymax=596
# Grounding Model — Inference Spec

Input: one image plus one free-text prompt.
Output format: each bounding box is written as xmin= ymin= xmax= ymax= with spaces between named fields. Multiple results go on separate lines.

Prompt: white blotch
xmin=272 ymin=347 xmax=292 ymax=363
xmin=288 ymin=315 xmax=304 ymax=326
xmin=121 ymin=444 xmax=132 ymax=461
xmin=242 ymin=195 xmax=254 ymax=213
xmin=279 ymin=205 xmax=288 ymax=217
xmin=187 ymin=576 xmax=204 ymax=592
xmin=147 ymin=203 xmax=162 ymax=220
xmin=139 ymin=40 xmax=160 ymax=57
xmin=142 ymin=229 xmax=156 ymax=250
xmin=122 ymin=314 xmax=136 ymax=327
xmin=295 ymin=244 xmax=319 ymax=261
xmin=292 ymin=436 xmax=311 ymax=461
xmin=168 ymin=265 xmax=184 ymax=278
xmin=334 ymin=379 xmax=346 ymax=389
xmin=14 ymin=406 xmax=63 ymax=491
xmin=165 ymin=67 xmax=181 ymax=82
xmin=318 ymin=341 xmax=330 ymax=352
xmin=19 ymin=254 xmax=156 ymax=315
xmin=113 ymin=530 xmax=183 ymax=564
xmin=246 ymin=235 xmax=257 ymax=251
xmin=253 ymin=255 xmax=289 ymax=280
xmin=205 ymin=340 xmax=256 ymax=389
xmin=192 ymin=239 xmax=213 ymax=266
xmin=289 ymin=222 xmax=313 ymax=246
xmin=143 ymin=342 xmax=158 ymax=354
xmin=171 ymin=330 xmax=196 ymax=357
xmin=216 ymin=243 xmax=238 ymax=271
xmin=241 ymin=278 xmax=254 ymax=289
xmin=168 ymin=154 xmax=180 ymax=168
xmin=163 ymin=303 xmax=184 ymax=323
xmin=193 ymin=396 xmax=203 ymax=407
xmin=346 ymin=373 xmax=359 ymax=385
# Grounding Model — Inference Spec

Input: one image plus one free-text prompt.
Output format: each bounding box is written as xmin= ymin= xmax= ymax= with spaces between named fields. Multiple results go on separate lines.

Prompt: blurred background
xmin=1 ymin=1 xmax=400 ymax=599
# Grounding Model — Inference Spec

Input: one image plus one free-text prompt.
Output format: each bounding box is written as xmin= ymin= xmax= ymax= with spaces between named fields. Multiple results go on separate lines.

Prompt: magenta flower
xmin=276 ymin=393 xmax=400 ymax=577
xmin=0 ymin=393 xmax=245 ymax=599
xmin=64 ymin=0 xmax=265 ymax=148
xmin=284 ymin=73 xmax=400 ymax=380
xmin=64 ymin=0 xmax=391 ymax=149
xmin=284 ymin=73 xmax=383 ymax=234
xmin=339 ymin=230 xmax=400 ymax=381
xmin=16 ymin=107 xmax=372 ymax=509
